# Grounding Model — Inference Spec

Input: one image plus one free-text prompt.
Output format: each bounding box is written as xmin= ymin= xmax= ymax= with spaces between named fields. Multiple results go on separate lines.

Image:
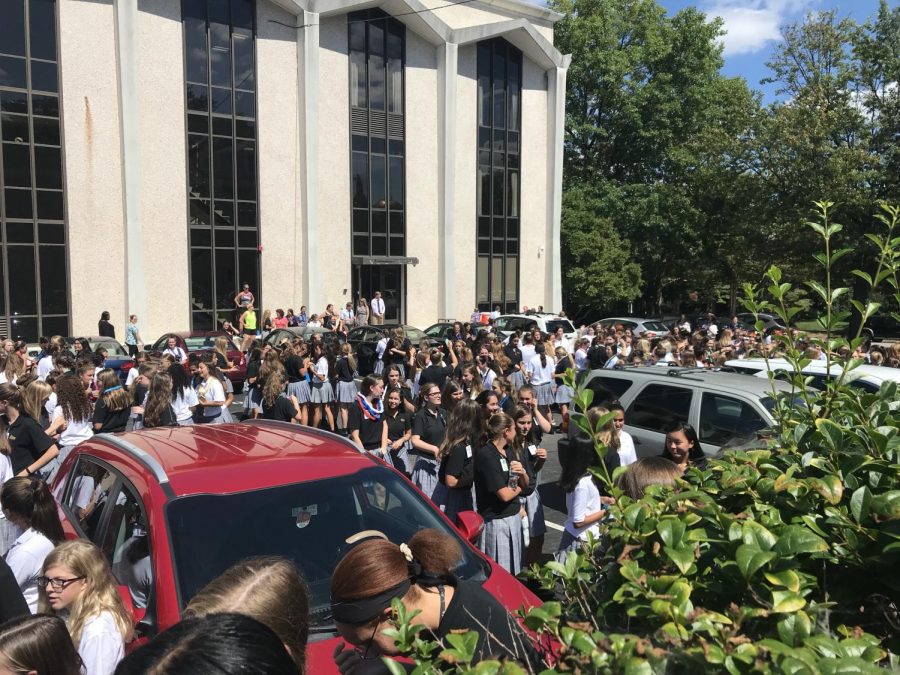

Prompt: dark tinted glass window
xmin=627 ymin=384 xmax=693 ymax=433
xmin=0 ymin=0 xmax=68 ymax=339
xmin=182 ymin=0 xmax=259 ymax=329
xmin=699 ymin=393 xmax=766 ymax=446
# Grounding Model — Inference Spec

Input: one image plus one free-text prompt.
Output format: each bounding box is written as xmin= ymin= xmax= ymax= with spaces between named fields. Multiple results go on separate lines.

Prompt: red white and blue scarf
xmin=356 ymin=393 xmax=383 ymax=421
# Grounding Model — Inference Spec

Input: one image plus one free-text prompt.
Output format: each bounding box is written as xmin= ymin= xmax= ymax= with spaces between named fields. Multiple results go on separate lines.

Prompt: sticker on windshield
xmin=292 ymin=505 xmax=318 ymax=529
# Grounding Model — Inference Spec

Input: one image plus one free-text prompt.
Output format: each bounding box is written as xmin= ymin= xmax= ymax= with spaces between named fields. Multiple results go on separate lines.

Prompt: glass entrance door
xmin=353 ymin=264 xmax=404 ymax=323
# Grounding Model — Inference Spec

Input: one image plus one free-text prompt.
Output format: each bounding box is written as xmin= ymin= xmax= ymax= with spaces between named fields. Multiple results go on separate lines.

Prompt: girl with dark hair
xmin=459 ymin=363 xmax=482 ymax=401
xmin=526 ymin=343 xmax=555 ymax=414
xmin=116 ymin=613 xmax=298 ymax=675
xmin=383 ymin=386 xmax=412 ymax=476
xmin=440 ymin=379 xmax=464 ymax=414
xmin=185 ymin=557 xmax=310 ymax=675
xmin=348 ymin=375 xmax=386 ymax=455
xmin=555 ymin=435 xmax=614 ymax=562
xmin=310 ymin=343 xmax=336 ymax=432
xmin=475 ymin=389 xmax=501 ymax=421
xmin=0 ymin=614 xmax=83 ymax=675
xmin=167 ymin=363 xmax=198 ymax=426
xmin=0 ymin=384 xmax=59 ymax=481
xmin=98 ymin=311 xmax=115 ymax=339
xmin=512 ymin=405 xmax=548 ymax=566
xmin=381 ymin=365 xmax=414 ymax=414
xmin=243 ymin=346 xmax=264 ymax=419
xmin=284 ymin=340 xmax=311 ymax=426
xmin=44 ymin=374 xmax=92 ymax=482
xmin=491 ymin=377 xmax=516 ymax=415
xmin=474 ymin=413 xmax=529 ymax=575
xmin=1 ymin=476 xmax=65 ymax=611
xmin=142 ymin=373 xmax=177 ymax=428
xmin=409 ymin=383 xmax=447 ymax=500
xmin=661 ymin=421 xmax=707 ymax=472
xmin=431 ymin=399 xmax=482 ymax=521
xmin=331 ymin=530 xmax=544 ymax=673
xmin=553 ymin=346 xmax=575 ymax=421
xmin=92 ymin=369 xmax=131 ymax=433
xmin=195 ymin=361 xmax=226 ymax=424
xmin=335 ymin=344 xmax=359 ymax=432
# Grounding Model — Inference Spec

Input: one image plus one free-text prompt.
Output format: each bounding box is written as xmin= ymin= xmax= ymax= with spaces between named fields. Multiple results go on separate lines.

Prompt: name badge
xmin=465 ymin=444 xmax=472 ymax=459
xmin=528 ymin=444 xmax=537 ymax=456
xmin=500 ymin=458 xmax=509 ymax=472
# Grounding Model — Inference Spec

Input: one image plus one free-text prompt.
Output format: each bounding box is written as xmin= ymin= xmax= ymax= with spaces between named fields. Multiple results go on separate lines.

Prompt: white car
xmin=493 ymin=314 xmax=576 ymax=341
xmin=723 ymin=358 xmax=900 ymax=394
xmin=597 ymin=317 xmax=671 ymax=339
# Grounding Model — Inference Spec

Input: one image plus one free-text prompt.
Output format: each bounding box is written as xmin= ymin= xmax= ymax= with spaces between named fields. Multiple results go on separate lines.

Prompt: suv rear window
xmin=627 ymin=384 xmax=693 ymax=433
xmin=699 ymin=392 xmax=766 ymax=445
xmin=546 ymin=319 xmax=575 ymax=334
xmin=586 ymin=375 xmax=634 ymax=402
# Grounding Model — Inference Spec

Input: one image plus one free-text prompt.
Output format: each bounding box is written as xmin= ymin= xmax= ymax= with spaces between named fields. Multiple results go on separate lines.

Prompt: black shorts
xmin=242 ymin=328 xmax=256 ymax=336
xmin=127 ymin=344 xmax=139 ymax=357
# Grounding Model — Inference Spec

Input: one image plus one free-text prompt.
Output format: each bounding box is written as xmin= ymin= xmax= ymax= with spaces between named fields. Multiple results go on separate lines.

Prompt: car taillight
xmin=121 ymin=361 xmax=134 ymax=371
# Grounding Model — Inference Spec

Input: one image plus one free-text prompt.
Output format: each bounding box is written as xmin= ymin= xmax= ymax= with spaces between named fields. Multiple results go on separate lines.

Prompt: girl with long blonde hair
xmin=92 ymin=369 xmax=131 ymax=433
xmin=39 ymin=540 xmax=133 ymax=675
xmin=22 ymin=380 xmax=53 ymax=429
xmin=213 ymin=336 xmax=235 ymax=373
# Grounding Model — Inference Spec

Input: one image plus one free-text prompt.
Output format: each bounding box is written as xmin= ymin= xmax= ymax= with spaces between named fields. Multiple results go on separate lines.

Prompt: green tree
xmin=550 ymin=0 xmax=762 ymax=314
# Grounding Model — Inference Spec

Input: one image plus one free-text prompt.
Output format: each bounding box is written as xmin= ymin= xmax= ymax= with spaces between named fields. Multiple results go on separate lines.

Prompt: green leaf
xmin=777 ymin=611 xmax=813 ymax=647
xmin=656 ymin=517 xmax=686 ymax=548
xmin=814 ymin=418 xmax=843 ymax=451
xmin=774 ymin=526 xmax=828 ymax=556
xmin=765 ymin=569 xmax=801 ymax=592
xmin=810 ymin=475 xmax=844 ymax=505
xmin=742 ymin=521 xmax=777 ymax=550
xmin=870 ymin=491 xmax=900 ymax=521
xmin=736 ymin=544 xmax=776 ymax=579
xmin=851 ymin=270 xmax=874 ymax=286
xmin=850 ymin=486 xmax=872 ymax=523
xmin=663 ymin=545 xmax=695 ymax=575
xmin=772 ymin=590 xmax=807 ymax=613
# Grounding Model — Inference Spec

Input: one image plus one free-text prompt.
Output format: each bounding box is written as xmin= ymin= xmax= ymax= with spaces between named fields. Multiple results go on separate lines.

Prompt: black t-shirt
xmin=214 ymin=352 xmax=228 ymax=370
xmin=503 ymin=345 xmax=522 ymax=369
xmin=246 ymin=360 xmax=261 ymax=389
xmin=384 ymin=410 xmax=410 ymax=442
xmin=554 ymin=358 xmax=568 ymax=385
xmin=262 ymin=396 xmax=297 ymax=422
xmin=0 ymin=558 xmax=28 ymax=623
xmin=284 ymin=354 xmax=304 ymax=383
xmin=92 ymin=398 xmax=130 ymax=433
xmin=7 ymin=414 xmax=54 ymax=474
xmin=348 ymin=401 xmax=385 ymax=449
xmin=389 ymin=339 xmax=411 ymax=366
xmin=418 ymin=365 xmax=453 ymax=391
xmin=144 ymin=405 xmax=177 ymax=428
xmin=336 ymin=357 xmax=355 ymax=382
xmin=439 ymin=441 xmax=474 ymax=488
xmin=411 ymin=407 xmax=447 ymax=450
xmin=474 ymin=443 xmax=521 ymax=520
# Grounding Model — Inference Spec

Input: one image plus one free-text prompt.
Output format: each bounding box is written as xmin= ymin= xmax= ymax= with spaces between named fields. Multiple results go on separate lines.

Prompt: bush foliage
xmin=384 ymin=203 xmax=900 ymax=674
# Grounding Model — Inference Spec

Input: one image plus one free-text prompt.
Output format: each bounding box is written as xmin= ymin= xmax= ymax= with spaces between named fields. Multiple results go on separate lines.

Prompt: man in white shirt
xmin=370 ymin=292 xmax=385 ymax=325
xmin=340 ymin=302 xmax=355 ymax=326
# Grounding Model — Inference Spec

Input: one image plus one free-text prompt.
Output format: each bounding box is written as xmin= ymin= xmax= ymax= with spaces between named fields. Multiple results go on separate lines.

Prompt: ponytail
xmin=1 ymin=477 xmax=65 ymax=544
xmin=0 ymin=382 xmax=23 ymax=410
xmin=536 ymin=343 xmax=547 ymax=369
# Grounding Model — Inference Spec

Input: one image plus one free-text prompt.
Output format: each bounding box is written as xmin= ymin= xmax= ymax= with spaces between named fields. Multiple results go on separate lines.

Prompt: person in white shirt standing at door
xmin=370 ymin=291 xmax=386 ymax=325
xmin=610 ymin=400 xmax=637 ymax=466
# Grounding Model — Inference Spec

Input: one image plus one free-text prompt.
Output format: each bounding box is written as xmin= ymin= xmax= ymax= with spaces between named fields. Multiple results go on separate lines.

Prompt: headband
xmin=103 ymin=385 xmax=123 ymax=393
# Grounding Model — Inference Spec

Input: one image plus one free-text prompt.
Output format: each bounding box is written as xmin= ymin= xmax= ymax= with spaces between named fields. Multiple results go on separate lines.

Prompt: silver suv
xmin=563 ymin=367 xmax=797 ymax=460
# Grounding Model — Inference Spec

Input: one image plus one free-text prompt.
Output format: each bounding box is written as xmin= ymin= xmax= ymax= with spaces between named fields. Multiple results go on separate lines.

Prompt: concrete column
xmin=546 ymin=59 xmax=569 ymax=312
xmin=437 ymin=41 xmax=458 ymax=320
xmin=114 ymin=0 xmax=144 ymax=321
xmin=298 ymin=10 xmax=320 ymax=310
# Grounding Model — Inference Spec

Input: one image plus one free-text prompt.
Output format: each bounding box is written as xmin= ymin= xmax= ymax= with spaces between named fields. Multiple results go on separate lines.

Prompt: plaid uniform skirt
xmin=0 ymin=518 xmax=20 ymax=557
xmin=554 ymin=530 xmax=582 ymax=563
xmin=432 ymin=483 xmax=475 ymax=523
xmin=287 ymin=380 xmax=311 ymax=405
xmin=554 ymin=384 xmax=574 ymax=405
xmin=509 ymin=370 xmax=526 ymax=391
xmin=411 ymin=455 xmax=439 ymax=500
xmin=336 ymin=380 xmax=359 ymax=403
xmin=533 ymin=382 xmax=554 ymax=406
xmin=389 ymin=443 xmax=413 ymax=475
xmin=523 ymin=488 xmax=547 ymax=538
xmin=374 ymin=360 xmax=385 ymax=375
xmin=310 ymin=380 xmax=334 ymax=404
xmin=244 ymin=388 xmax=263 ymax=413
xmin=479 ymin=513 xmax=525 ymax=575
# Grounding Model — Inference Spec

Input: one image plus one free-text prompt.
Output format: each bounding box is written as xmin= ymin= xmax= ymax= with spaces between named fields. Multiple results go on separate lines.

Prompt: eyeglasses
xmin=427 ymin=392 xmax=442 ymax=397
xmin=38 ymin=576 xmax=85 ymax=591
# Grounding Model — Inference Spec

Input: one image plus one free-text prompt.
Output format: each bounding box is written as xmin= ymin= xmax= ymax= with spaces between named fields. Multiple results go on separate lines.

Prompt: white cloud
xmin=703 ymin=0 xmax=817 ymax=56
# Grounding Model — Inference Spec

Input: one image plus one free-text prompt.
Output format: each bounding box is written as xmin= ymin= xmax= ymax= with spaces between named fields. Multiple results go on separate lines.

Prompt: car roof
xmin=599 ymin=317 xmax=661 ymax=323
xmin=724 ymin=358 xmax=900 ymax=383
xmin=89 ymin=421 xmax=376 ymax=497
xmin=590 ymin=366 xmax=797 ymax=396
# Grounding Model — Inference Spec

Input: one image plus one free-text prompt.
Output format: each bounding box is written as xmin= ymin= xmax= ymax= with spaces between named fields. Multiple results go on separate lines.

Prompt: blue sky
xmin=654 ymin=0 xmax=897 ymax=101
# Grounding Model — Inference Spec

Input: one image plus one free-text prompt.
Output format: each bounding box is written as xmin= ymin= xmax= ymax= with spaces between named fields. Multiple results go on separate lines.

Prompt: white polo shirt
xmin=6 ymin=527 xmax=55 ymax=612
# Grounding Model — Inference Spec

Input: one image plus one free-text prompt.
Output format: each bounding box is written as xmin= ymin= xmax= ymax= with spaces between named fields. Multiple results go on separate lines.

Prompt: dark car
xmin=148 ymin=331 xmax=247 ymax=386
xmin=346 ymin=324 xmax=436 ymax=376
xmin=261 ymin=326 xmax=345 ymax=350
xmin=861 ymin=313 xmax=900 ymax=341
xmin=67 ymin=337 xmax=134 ymax=384
xmin=423 ymin=322 xmax=464 ymax=343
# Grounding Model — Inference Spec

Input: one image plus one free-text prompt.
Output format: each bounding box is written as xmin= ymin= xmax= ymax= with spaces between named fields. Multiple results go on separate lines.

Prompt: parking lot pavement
xmin=231 ymin=394 xmax=568 ymax=558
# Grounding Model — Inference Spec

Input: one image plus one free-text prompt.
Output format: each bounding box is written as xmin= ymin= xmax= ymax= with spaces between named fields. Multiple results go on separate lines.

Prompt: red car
xmin=147 ymin=331 xmax=247 ymax=386
xmin=50 ymin=422 xmax=541 ymax=672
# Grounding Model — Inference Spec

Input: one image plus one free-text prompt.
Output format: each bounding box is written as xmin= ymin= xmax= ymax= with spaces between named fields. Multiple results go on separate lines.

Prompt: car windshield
xmin=546 ymin=319 xmax=575 ymax=334
xmin=165 ymin=467 xmax=489 ymax=634
xmin=424 ymin=325 xmax=446 ymax=337
xmin=183 ymin=337 xmax=218 ymax=350
xmin=403 ymin=327 xmax=426 ymax=341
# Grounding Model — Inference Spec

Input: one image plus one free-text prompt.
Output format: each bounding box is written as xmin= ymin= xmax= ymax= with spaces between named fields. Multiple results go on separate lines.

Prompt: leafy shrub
xmin=383 ymin=203 xmax=900 ymax=674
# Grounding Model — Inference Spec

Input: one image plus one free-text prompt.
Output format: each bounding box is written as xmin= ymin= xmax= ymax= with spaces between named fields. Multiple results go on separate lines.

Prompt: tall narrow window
xmin=0 ymin=0 xmax=69 ymax=340
xmin=182 ymin=0 xmax=259 ymax=330
xmin=476 ymin=40 xmax=520 ymax=313
xmin=348 ymin=10 xmax=405 ymax=261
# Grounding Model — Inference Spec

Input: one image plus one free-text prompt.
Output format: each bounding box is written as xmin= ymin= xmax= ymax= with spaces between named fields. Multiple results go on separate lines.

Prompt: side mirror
xmin=455 ymin=511 xmax=484 ymax=544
